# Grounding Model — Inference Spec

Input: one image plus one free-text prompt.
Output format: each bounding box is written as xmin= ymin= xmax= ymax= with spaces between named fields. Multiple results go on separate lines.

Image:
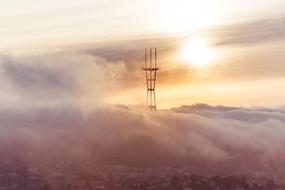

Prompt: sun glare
xmin=182 ymin=37 xmax=216 ymax=67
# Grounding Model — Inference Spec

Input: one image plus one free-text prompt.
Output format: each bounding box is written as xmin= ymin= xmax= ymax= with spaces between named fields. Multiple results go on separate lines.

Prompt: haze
xmin=1 ymin=0 xmax=285 ymax=108
xmin=1 ymin=1 xmax=285 ymax=187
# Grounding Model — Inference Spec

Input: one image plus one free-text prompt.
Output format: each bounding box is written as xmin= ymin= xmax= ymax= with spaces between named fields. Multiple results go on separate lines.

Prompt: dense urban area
xmin=0 ymin=160 xmax=284 ymax=190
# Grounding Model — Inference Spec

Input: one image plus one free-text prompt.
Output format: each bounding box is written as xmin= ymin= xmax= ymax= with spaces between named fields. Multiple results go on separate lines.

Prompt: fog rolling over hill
xmin=2 ymin=0 xmax=285 ymax=189
xmin=1 ymin=104 xmax=285 ymax=174
xmin=0 ymin=53 xmax=285 ymax=173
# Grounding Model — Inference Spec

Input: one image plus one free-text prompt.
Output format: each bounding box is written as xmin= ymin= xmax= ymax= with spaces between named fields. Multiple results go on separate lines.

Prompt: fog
xmin=0 ymin=52 xmax=285 ymax=177
xmin=0 ymin=52 xmax=130 ymax=109
xmin=0 ymin=104 xmax=285 ymax=176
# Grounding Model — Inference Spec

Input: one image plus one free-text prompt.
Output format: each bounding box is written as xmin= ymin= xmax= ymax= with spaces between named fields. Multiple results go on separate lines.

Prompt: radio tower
xmin=142 ymin=48 xmax=159 ymax=110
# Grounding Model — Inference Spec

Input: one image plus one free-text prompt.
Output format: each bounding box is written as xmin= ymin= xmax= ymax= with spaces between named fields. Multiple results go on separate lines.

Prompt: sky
xmin=1 ymin=0 xmax=285 ymax=108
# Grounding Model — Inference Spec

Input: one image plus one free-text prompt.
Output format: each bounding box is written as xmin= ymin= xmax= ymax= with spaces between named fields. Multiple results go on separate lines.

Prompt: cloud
xmin=83 ymin=36 xmax=179 ymax=64
xmin=0 ymin=52 xmax=128 ymax=108
xmin=0 ymin=44 xmax=285 ymax=178
xmin=213 ymin=17 xmax=285 ymax=46
xmin=0 ymin=104 xmax=285 ymax=178
xmin=73 ymin=17 xmax=285 ymax=85
xmin=2 ymin=55 xmax=74 ymax=94
xmin=172 ymin=103 xmax=285 ymax=122
xmin=79 ymin=16 xmax=285 ymax=62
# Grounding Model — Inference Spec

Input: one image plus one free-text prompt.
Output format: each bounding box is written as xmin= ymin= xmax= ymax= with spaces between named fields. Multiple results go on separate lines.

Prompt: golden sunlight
xmin=181 ymin=37 xmax=216 ymax=67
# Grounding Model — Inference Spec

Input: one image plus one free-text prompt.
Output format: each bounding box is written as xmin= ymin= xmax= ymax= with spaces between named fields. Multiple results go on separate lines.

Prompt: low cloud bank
xmin=0 ymin=52 xmax=129 ymax=108
xmin=0 ymin=52 xmax=285 ymax=177
xmin=0 ymin=104 xmax=284 ymax=177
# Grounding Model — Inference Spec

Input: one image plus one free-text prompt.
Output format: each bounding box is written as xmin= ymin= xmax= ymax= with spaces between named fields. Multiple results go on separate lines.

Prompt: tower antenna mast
xmin=142 ymin=48 xmax=159 ymax=110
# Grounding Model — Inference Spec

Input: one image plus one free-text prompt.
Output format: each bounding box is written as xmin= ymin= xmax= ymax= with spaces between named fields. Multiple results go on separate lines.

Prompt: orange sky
xmin=1 ymin=0 xmax=285 ymax=108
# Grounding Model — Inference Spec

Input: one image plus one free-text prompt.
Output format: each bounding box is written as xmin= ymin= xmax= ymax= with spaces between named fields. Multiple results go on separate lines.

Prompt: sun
xmin=182 ymin=37 xmax=216 ymax=67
